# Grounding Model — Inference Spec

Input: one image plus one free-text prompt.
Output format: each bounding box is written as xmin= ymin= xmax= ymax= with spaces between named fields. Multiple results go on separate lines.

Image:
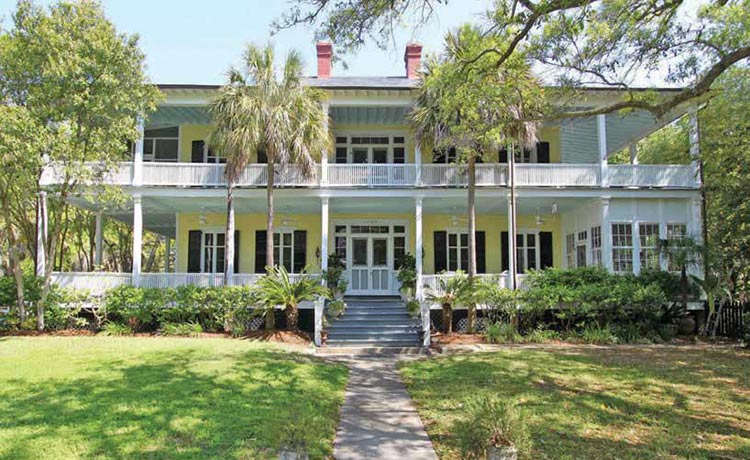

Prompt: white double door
xmin=349 ymin=235 xmax=392 ymax=296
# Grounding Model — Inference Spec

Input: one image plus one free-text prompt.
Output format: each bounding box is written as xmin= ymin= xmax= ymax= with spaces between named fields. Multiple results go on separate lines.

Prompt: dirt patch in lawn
xmin=241 ymin=329 xmax=312 ymax=345
xmin=431 ymin=332 xmax=486 ymax=346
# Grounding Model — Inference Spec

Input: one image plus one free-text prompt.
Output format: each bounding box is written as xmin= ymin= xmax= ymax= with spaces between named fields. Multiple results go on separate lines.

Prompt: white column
xmin=174 ymin=213 xmax=179 ymax=273
xmin=601 ymin=197 xmax=613 ymax=271
xmin=225 ymin=197 xmax=235 ymax=284
xmin=94 ymin=211 xmax=103 ymax=268
xmin=415 ymin=197 xmax=429 ymax=346
xmin=629 ymin=143 xmax=639 ymax=165
xmin=507 ymin=191 xmax=517 ymax=288
xmin=165 ymin=238 xmax=171 ymax=273
xmin=598 ymin=114 xmax=609 ymax=188
xmin=314 ymin=298 xmax=324 ymax=346
xmin=132 ymin=194 xmax=143 ymax=286
xmin=633 ymin=220 xmax=642 ymax=275
xmin=36 ymin=191 xmax=48 ymax=277
xmin=414 ymin=140 xmax=422 ymax=186
xmin=689 ymin=108 xmax=702 ymax=186
xmin=132 ymin=118 xmax=144 ymax=186
xmin=321 ymin=197 xmax=329 ymax=273
xmin=321 ymin=101 xmax=329 ymax=185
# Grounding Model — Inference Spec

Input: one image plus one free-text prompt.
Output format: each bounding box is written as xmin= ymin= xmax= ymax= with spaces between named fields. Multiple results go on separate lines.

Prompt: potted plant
xmin=396 ymin=253 xmax=417 ymax=301
xmin=323 ymin=253 xmax=347 ymax=300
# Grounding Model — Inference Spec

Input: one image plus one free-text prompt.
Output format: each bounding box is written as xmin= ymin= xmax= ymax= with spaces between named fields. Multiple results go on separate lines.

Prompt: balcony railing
xmin=41 ymin=161 xmax=700 ymax=189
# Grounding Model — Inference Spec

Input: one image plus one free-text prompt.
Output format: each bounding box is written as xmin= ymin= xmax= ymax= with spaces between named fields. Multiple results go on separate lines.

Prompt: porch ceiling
xmin=329 ymin=106 xmax=409 ymax=125
xmin=147 ymin=105 xmax=211 ymax=128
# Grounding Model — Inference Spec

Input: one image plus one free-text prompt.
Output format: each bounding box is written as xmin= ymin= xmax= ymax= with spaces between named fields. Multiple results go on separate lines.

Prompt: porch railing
xmin=421 ymin=273 xmax=528 ymax=298
xmin=41 ymin=161 xmax=700 ymax=189
xmin=51 ymin=272 xmax=133 ymax=295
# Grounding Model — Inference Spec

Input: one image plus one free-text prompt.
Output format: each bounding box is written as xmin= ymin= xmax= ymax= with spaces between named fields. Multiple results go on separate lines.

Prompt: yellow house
xmin=41 ymin=43 xmax=704 ymax=345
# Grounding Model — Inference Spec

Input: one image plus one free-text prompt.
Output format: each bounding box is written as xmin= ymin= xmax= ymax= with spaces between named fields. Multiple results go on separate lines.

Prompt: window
xmin=612 ymin=223 xmax=633 ymax=273
xmin=447 ymin=232 xmax=469 ymax=271
xmin=666 ymin=223 xmax=688 ymax=271
xmin=141 ymin=127 xmax=179 ymax=162
xmin=639 ymin=223 xmax=660 ymax=270
xmin=577 ymin=231 xmax=588 ymax=268
xmin=273 ymin=232 xmax=294 ymax=273
xmin=202 ymin=232 xmax=225 ymax=273
xmin=566 ymin=233 xmax=576 ymax=268
xmin=591 ymin=226 xmax=602 ymax=267
xmin=516 ymin=232 xmax=538 ymax=273
xmin=394 ymin=225 xmax=407 ymax=268
xmin=334 ymin=135 xmax=406 ymax=164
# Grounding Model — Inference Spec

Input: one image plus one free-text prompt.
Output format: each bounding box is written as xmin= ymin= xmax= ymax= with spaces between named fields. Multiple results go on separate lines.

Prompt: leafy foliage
xmin=254 ymin=266 xmax=329 ymax=331
xmin=453 ymin=396 xmax=532 ymax=460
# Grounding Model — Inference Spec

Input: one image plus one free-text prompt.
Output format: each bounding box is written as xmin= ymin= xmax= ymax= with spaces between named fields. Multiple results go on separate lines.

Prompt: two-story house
xmin=40 ymin=42 xmax=703 ymax=346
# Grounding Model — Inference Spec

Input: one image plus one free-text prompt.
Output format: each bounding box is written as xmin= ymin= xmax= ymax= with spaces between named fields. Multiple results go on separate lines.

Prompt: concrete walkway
xmin=333 ymin=357 xmax=438 ymax=460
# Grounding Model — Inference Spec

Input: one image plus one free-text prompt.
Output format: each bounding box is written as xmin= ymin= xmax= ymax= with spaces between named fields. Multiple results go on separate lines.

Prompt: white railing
xmin=607 ymin=165 xmax=697 ymax=188
xmin=40 ymin=162 xmax=133 ymax=186
xmin=41 ymin=161 xmax=700 ymax=189
xmin=516 ymin=164 xmax=600 ymax=187
xmin=327 ymin=164 xmax=417 ymax=187
xmin=51 ymin=272 xmax=132 ymax=295
xmin=421 ymin=273 xmax=528 ymax=299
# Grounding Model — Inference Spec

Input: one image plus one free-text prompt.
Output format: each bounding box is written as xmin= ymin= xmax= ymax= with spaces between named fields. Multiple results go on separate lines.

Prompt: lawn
xmin=0 ymin=337 xmax=348 ymax=460
xmin=400 ymin=346 xmax=750 ymax=460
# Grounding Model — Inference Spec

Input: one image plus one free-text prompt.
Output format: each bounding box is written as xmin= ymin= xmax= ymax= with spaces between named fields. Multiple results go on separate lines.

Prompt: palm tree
xmin=658 ymin=235 xmax=703 ymax=312
xmin=412 ymin=27 xmax=543 ymax=333
xmin=255 ymin=266 xmax=329 ymax=331
xmin=424 ymin=270 xmax=470 ymax=334
xmin=210 ymin=44 xmax=330 ymax=328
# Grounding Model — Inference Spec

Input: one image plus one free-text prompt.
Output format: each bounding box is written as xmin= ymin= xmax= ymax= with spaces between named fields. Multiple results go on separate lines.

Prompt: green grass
xmin=0 ymin=337 xmax=348 ymax=460
xmin=400 ymin=346 xmax=750 ymax=460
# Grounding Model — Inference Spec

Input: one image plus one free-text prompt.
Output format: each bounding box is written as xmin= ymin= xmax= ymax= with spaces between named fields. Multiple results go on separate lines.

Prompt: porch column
xmin=132 ymin=118 xmax=144 ymax=187
xmin=94 ymin=211 xmax=103 ymax=268
xmin=165 ymin=238 xmax=171 ymax=273
xmin=414 ymin=140 xmax=422 ymax=186
xmin=132 ymin=193 xmax=143 ymax=286
xmin=506 ymin=191 xmax=517 ymax=289
xmin=629 ymin=143 xmax=638 ymax=165
xmin=633 ymin=218 xmax=642 ymax=274
xmin=415 ymin=197 xmax=429 ymax=346
xmin=598 ymin=114 xmax=609 ymax=188
xmin=225 ymin=196 xmax=235 ymax=284
xmin=600 ymin=197 xmax=613 ymax=271
xmin=321 ymin=197 xmax=329 ymax=273
xmin=321 ymin=101 xmax=329 ymax=186
xmin=35 ymin=191 xmax=48 ymax=277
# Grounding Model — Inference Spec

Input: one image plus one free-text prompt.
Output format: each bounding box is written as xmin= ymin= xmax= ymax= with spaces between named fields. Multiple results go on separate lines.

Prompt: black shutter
xmin=434 ymin=231 xmax=447 ymax=272
xmin=501 ymin=231 xmax=509 ymax=272
xmin=255 ymin=230 xmax=267 ymax=273
xmin=234 ymin=230 xmax=240 ymax=273
xmin=257 ymin=150 xmax=268 ymax=164
xmin=537 ymin=142 xmax=550 ymax=163
xmin=188 ymin=230 xmax=202 ymax=273
xmin=191 ymin=141 xmax=204 ymax=163
xmin=293 ymin=230 xmax=307 ymax=273
xmin=475 ymin=231 xmax=486 ymax=274
xmin=499 ymin=148 xmax=508 ymax=163
xmin=540 ymin=231 xmax=553 ymax=269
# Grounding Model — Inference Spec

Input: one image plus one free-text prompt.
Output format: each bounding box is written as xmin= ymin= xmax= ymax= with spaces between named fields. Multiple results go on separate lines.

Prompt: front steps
xmin=326 ymin=296 xmax=421 ymax=348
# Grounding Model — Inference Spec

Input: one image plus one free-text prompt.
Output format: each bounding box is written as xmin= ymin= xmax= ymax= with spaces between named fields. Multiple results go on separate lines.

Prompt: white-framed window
xmin=202 ymin=231 xmax=225 ymax=273
xmin=273 ymin=231 xmax=295 ymax=273
xmin=639 ymin=223 xmax=660 ymax=270
xmin=334 ymin=135 xmax=406 ymax=164
xmin=666 ymin=223 xmax=688 ymax=271
xmin=577 ymin=230 xmax=588 ymax=268
xmin=591 ymin=226 xmax=602 ymax=267
xmin=141 ymin=127 xmax=179 ymax=162
xmin=516 ymin=232 xmax=538 ymax=273
xmin=566 ymin=233 xmax=576 ymax=268
xmin=447 ymin=232 xmax=469 ymax=271
xmin=612 ymin=223 xmax=633 ymax=273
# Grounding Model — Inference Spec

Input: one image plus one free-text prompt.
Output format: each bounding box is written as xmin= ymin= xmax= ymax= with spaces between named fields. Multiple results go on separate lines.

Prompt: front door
xmin=349 ymin=236 xmax=392 ymax=295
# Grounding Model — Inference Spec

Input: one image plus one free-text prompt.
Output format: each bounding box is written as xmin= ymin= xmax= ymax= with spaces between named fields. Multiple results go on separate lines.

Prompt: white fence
xmin=51 ymin=272 xmax=132 ymax=295
xmin=41 ymin=161 xmax=699 ymax=189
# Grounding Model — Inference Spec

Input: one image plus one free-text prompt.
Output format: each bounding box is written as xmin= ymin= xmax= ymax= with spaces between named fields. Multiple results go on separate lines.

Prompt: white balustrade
xmin=607 ymin=165 xmax=697 ymax=188
xmin=51 ymin=272 xmax=132 ymax=295
xmin=40 ymin=162 xmax=133 ymax=186
xmin=327 ymin=164 xmax=417 ymax=187
xmin=515 ymin=164 xmax=600 ymax=186
xmin=421 ymin=273 xmax=527 ymax=300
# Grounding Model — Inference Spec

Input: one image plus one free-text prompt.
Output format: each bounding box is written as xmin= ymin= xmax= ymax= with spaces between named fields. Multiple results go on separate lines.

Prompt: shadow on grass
xmin=0 ymin=346 xmax=347 ymax=460
xmin=401 ymin=347 xmax=750 ymax=460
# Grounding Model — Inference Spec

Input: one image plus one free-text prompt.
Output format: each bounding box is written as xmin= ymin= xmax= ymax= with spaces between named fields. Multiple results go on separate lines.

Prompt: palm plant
xmin=210 ymin=44 xmax=330 ymax=328
xmin=658 ymin=236 xmax=703 ymax=312
xmin=254 ymin=266 xmax=330 ymax=331
xmin=424 ymin=270 xmax=470 ymax=334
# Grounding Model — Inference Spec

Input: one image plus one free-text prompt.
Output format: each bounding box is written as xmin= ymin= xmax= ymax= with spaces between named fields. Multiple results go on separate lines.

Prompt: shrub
xmin=327 ymin=299 xmax=346 ymax=318
xmin=579 ymin=324 xmax=619 ymax=344
xmin=405 ymin=299 xmax=421 ymax=318
xmin=742 ymin=313 xmax=750 ymax=348
xmin=477 ymin=282 xmax=516 ymax=324
xmin=453 ymin=396 xmax=532 ymax=460
xmin=322 ymin=253 xmax=347 ymax=298
xmin=159 ymin=321 xmax=203 ymax=337
xmin=485 ymin=322 xmax=521 ymax=344
xmin=523 ymin=328 xmax=560 ymax=343
xmin=100 ymin=321 xmax=132 ymax=336
xmin=396 ymin=253 xmax=417 ymax=294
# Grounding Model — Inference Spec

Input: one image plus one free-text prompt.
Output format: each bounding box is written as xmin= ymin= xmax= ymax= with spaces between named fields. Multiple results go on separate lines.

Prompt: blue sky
xmin=0 ymin=0 xmax=493 ymax=84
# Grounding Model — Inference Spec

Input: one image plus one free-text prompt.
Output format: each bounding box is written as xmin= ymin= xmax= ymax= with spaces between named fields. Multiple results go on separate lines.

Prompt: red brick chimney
xmin=404 ymin=43 xmax=423 ymax=79
xmin=316 ymin=42 xmax=333 ymax=79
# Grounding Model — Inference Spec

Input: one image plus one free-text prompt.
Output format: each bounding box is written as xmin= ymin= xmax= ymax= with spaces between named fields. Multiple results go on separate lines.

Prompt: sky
xmin=0 ymin=0 xmax=493 ymax=84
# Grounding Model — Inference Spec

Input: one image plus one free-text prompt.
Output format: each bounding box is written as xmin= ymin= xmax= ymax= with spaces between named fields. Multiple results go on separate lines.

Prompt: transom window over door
xmin=334 ymin=135 xmax=406 ymax=164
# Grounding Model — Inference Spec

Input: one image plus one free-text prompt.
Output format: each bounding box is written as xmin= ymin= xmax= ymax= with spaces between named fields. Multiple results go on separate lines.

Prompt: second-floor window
xmin=142 ymin=127 xmax=179 ymax=162
xmin=334 ymin=135 xmax=406 ymax=164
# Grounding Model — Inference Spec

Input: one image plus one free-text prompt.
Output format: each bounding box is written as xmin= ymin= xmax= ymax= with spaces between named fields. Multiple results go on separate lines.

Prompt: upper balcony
xmin=40 ymin=161 xmax=700 ymax=189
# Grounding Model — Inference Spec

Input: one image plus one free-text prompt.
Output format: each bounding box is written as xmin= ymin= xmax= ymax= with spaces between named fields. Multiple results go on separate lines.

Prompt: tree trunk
xmin=3 ymin=196 xmax=25 ymax=323
xmin=224 ymin=182 xmax=235 ymax=285
xmin=442 ymin=303 xmax=453 ymax=334
xmin=467 ymin=154 xmax=477 ymax=333
xmin=285 ymin=303 xmax=299 ymax=331
xmin=680 ymin=265 xmax=688 ymax=311
xmin=265 ymin=158 xmax=276 ymax=330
